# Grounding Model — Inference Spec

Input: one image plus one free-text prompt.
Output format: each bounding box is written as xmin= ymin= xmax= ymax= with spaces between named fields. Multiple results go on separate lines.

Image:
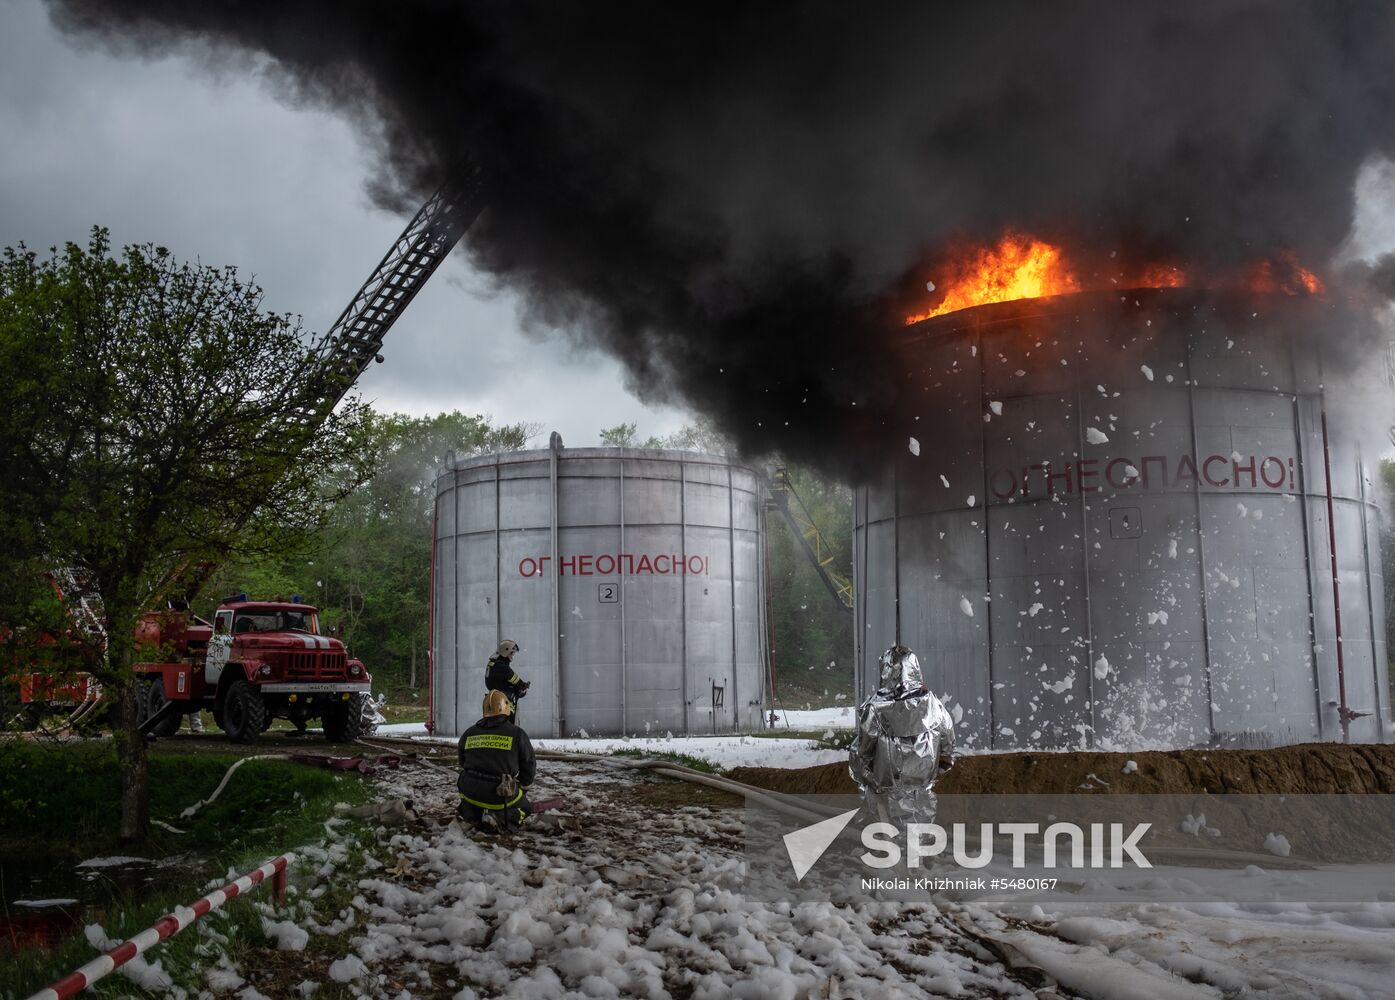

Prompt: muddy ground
xmin=729 ymin=741 xmax=1395 ymax=796
xmin=729 ymin=742 xmax=1395 ymax=864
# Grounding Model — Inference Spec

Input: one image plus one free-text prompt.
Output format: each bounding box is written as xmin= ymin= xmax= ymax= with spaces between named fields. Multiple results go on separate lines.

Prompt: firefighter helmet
xmin=497 ymin=639 xmax=520 ymax=658
xmin=482 ymin=689 xmax=513 ymax=718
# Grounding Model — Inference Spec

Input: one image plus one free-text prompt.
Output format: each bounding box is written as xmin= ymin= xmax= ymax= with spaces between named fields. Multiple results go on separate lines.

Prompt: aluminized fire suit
xmin=849 ymin=645 xmax=955 ymax=824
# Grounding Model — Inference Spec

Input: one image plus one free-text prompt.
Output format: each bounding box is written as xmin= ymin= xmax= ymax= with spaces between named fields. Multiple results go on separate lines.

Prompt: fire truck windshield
xmin=232 ymin=609 xmax=318 ymax=635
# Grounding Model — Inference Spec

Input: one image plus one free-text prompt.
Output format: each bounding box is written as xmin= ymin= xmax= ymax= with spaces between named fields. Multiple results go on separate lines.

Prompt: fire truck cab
xmin=134 ymin=597 xmax=373 ymax=743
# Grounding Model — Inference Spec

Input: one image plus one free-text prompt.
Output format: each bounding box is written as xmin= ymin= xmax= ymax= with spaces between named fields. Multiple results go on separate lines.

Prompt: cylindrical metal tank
xmin=856 ymin=289 xmax=1391 ymax=750
xmin=431 ymin=435 xmax=770 ymax=737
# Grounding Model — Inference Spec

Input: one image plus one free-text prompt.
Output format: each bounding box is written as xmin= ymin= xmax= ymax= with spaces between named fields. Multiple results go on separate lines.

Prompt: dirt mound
xmin=729 ymin=742 xmax=1395 ymax=797
xmin=729 ymin=743 xmax=1395 ymax=863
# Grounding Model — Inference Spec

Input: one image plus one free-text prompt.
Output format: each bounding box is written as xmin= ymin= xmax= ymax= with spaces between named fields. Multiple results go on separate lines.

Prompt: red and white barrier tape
xmin=27 ymin=853 xmax=295 ymax=1000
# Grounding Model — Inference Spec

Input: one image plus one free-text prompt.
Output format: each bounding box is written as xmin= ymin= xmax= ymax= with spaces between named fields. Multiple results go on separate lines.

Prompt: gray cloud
xmin=0 ymin=0 xmax=685 ymax=448
xmin=34 ymin=0 xmax=1395 ymax=481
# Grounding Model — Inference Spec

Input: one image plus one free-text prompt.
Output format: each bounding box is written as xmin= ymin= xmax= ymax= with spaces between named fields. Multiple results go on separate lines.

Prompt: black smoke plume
xmin=44 ymin=1 xmax=1395 ymax=478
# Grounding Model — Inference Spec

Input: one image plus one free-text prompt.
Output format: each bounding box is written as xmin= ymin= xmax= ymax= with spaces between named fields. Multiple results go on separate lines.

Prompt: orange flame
xmin=905 ymin=234 xmax=1080 ymax=324
xmin=1244 ymin=250 xmax=1325 ymax=297
xmin=905 ymin=235 xmax=1324 ymax=325
xmin=1137 ymin=262 xmax=1188 ymax=288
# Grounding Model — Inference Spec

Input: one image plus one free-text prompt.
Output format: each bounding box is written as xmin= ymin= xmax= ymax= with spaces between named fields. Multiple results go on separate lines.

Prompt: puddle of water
xmin=0 ymin=855 xmax=203 ymax=954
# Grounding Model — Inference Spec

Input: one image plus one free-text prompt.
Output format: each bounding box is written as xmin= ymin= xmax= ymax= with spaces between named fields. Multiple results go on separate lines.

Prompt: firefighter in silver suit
xmin=849 ymin=644 xmax=955 ymax=824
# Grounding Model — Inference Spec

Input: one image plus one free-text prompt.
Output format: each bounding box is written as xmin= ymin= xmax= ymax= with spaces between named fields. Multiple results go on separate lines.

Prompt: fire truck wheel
xmin=323 ymin=694 xmax=368 ymax=743
xmin=145 ymin=679 xmax=183 ymax=738
xmin=223 ymin=680 xmax=267 ymax=744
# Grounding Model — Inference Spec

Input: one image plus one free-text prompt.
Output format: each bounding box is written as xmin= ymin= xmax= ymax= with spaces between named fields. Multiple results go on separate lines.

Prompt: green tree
xmin=599 ymin=422 xmax=638 ymax=447
xmin=654 ymin=420 xmax=731 ymax=454
xmin=605 ymin=418 xmax=732 ymax=454
xmin=0 ymin=229 xmax=372 ymax=840
xmin=204 ymin=411 xmax=535 ymax=696
xmin=765 ymin=465 xmax=855 ymax=705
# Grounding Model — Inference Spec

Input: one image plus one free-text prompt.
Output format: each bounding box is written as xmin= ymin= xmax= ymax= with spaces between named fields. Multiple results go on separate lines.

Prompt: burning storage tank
xmin=855 ymin=289 xmax=1392 ymax=750
xmin=430 ymin=434 xmax=770 ymax=737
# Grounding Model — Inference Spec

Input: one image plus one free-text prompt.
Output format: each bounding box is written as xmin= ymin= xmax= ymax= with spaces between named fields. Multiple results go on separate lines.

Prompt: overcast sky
xmin=7 ymin=0 xmax=1395 ymax=460
xmin=0 ymin=0 xmax=689 ymax=448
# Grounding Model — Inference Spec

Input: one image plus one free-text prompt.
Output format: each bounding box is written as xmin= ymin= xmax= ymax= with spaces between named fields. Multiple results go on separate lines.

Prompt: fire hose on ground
xmin=25 ymin=854 xmax=294 ymax=1000
xmin=360 ymin=735 xmax=860 ymax=827
xmin=2 ymin=681 xmax=105 ymax=740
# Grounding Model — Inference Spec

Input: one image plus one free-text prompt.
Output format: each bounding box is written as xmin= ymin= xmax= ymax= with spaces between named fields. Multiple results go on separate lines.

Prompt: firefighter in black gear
xmin=457 ymin=689 xmax=536 ymax=830
xmin=485 ymin=638 xmax=529 ymax=719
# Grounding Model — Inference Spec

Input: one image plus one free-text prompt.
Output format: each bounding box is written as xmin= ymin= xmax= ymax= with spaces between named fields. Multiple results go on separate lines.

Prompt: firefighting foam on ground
xmin=5 ymin=2 xmax=1395 ymax=998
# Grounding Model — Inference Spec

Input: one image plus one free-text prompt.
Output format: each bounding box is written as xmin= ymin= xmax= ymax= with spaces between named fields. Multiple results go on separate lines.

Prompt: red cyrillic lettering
xmin=577 ymin=555 xmax=594 ymax=575
xmin=1174 ymin=454 xmax=1198 ymax=487
xmin=596 ymin=554 xmax=616 ymax=575
xmin=691 ymin=556 xmax=708 ymax=576
xmin=1077 ymin=458 xmax=1100 ymax=494
xmin=560 ymin=556 xmax=578 ymax=575
xmin=1105 ymin=458 xmax=1139 ymax=489
xmin=1260 ymin=457 xmax=1286 ymax=489
xmin=636 ymin=554 xmax=654 ymax=574
xmin=1139 ymin=456 xmax=1167 ymax=488
xmin=1047 ymin=463 xmax=1074 ymax=497
xmin=519 ymin=557 xmax=537 ymax=578
xmin=989 ymin=469 xmax=1017 ymax=499
xmin=655 ymin=555 xmax=672 ymax=574
xmin=1202 ymin=455 xmax=1230 ymax=487
xmin=1232 ymin=455 xmax=1256 ymax=488
xmin=1023 ymin=463 xmax=1050 ymax=497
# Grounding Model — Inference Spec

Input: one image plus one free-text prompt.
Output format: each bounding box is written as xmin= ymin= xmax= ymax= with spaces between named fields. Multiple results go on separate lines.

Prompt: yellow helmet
xmin=482 ymin=690 xmax=513 ymax=718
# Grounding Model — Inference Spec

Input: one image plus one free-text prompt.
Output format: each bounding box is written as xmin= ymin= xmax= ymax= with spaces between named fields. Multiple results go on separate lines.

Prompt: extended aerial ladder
xmin=288 ymin=158 xmax=488 ymax=428
xmin=168 ymin=160 xmax=857 ymax=633
xmin=146 ymin=160 xmax=488 ymax=624
xmin=765 ymin=467 xmax=854 ymax=615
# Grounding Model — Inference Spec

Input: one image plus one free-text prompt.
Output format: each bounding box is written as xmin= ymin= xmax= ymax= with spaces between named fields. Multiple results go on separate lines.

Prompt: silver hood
xmin=850 ymin=644 xmax=956 ymax=804
xmin=878 ymin=644 xmax=925 ymax=698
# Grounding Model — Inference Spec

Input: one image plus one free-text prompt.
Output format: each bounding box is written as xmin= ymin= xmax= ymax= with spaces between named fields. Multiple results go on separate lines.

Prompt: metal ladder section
xmin=765 ymin=467 xmax=854 ymax=614
xmin=287 ymin=159 xmax=488 ymax=428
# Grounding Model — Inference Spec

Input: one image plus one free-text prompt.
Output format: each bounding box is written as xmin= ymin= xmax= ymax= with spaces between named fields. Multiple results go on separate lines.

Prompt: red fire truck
xmin=134 ymin=596 xmax=373 ymax=743
xmin=1 ymin=568 xmax=106 ymax=731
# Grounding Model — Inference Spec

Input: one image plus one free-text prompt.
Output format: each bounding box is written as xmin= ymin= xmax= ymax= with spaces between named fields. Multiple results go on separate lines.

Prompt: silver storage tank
xmin=431 ymin=435 xmax=770 ymax=737
xmin=855 ymin=289 xmax=1391 ymax=750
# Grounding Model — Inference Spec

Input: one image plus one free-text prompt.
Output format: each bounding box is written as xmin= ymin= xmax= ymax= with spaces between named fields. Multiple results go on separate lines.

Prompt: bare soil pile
xmin=729 ymin=742 xmax=1395 ymax=796
xmin=729 ymin=742 xmax=1395 ymax=863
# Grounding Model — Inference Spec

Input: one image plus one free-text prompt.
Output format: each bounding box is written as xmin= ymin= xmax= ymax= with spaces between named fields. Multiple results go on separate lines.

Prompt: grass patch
xmin=1 ymin=818 xmax=384 ymax=1000
xmin=380 ymin=704 xmax=428 ymax=724
xmin=609 ymin=747 xmax=725 ymax=774
xmin=0 ymin=739 xmax=380 ymax=999
xmin=0 ymin=739 xmax=368 ymax=861
xmin=749 ymin=727 xmax=856 ymax=750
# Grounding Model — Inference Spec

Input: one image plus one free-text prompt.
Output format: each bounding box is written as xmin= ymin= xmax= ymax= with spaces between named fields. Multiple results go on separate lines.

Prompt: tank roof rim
xmin=902 ymin=286 xmax=1331 ymax=341
xmin=441 ymin=445 xmax=757 ymax=475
